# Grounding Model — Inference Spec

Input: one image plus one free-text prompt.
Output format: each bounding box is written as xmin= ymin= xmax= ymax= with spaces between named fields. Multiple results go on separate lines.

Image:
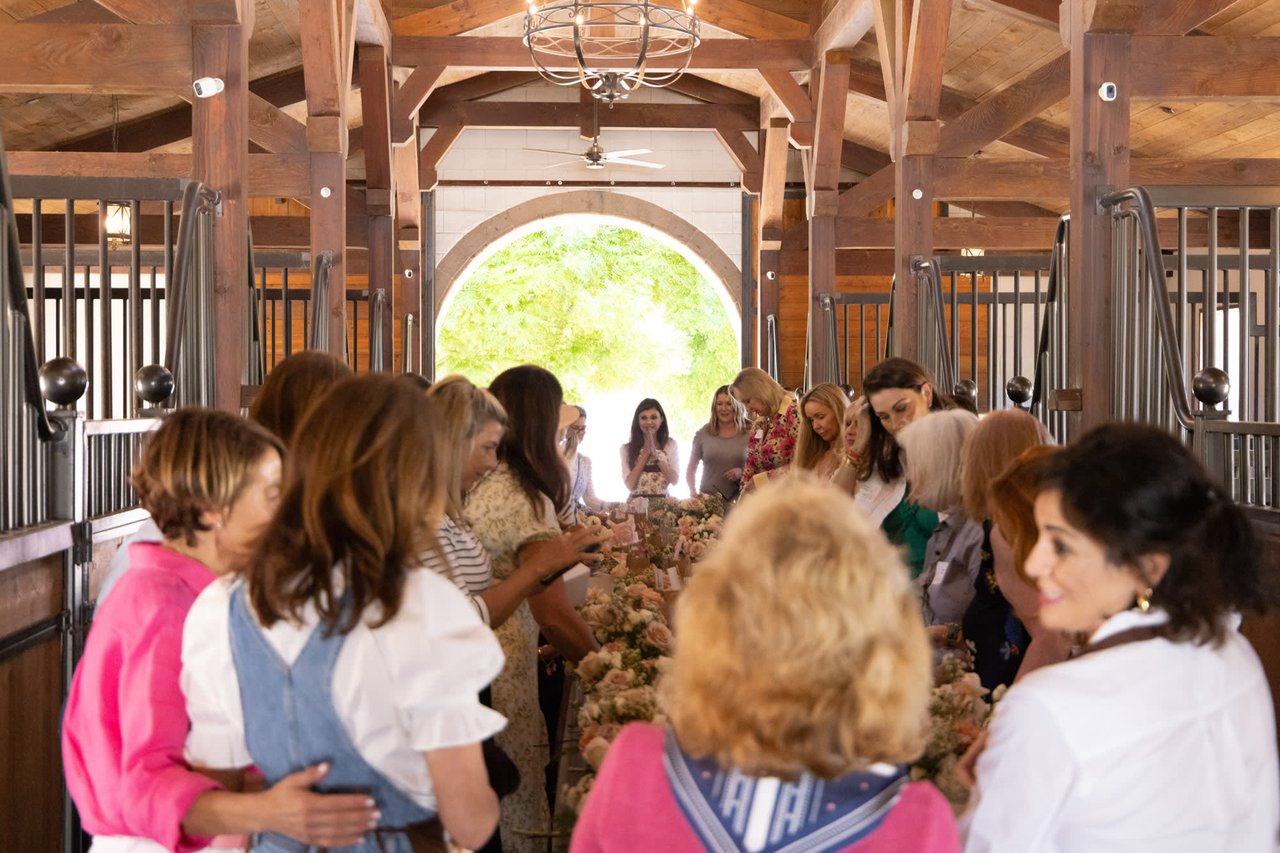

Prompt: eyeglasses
xmin=568 ymin=426 xmax=586 ymax=435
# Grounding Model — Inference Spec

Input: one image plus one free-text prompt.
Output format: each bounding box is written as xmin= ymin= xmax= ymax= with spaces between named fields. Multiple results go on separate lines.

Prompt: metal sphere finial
xmin=1192 ymin=367 xmax=1231 ymax=406
xmin=954 ymin=379 xmax=978 ymax=403
xmin=38 ymin=357 xmax=88 ymax=407
xmin=135 ymin=364 xmax=175 ymax=406
xmin=1006 ymin=375 xmax=1033 ymax=407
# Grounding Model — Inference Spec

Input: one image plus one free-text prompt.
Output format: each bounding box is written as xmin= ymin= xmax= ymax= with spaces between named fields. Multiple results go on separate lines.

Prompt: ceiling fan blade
xmin=604 ymin=157 xmax=665 ymax=170
xmin=603 ymin=148 xmax=652 ymax=158
xmin=525 ymin=146 xmax=583 ymax=157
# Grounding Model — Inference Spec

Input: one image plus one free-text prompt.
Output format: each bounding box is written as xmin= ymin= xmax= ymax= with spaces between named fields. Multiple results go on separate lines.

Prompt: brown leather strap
xmin=1075 ymin=625 xmax=1167 ymax=658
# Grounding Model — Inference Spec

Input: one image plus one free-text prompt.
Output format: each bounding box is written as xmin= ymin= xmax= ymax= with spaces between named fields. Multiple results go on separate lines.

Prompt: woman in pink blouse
xmin=729 ymin=367 xmax=800 ymax=493
xmin=61 ymin=408 xmax=376 ymax=853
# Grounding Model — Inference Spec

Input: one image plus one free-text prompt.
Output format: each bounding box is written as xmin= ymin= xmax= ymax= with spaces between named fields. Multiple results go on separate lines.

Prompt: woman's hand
xmin=725 ymin=467 xmax=743 ymax=482
xmin=521 ymin=527 xmax=607 ymax=580
xmin=956 ymin=729 xmax=989 ymax=791
xmin=847 ymin=396 xmax=872 ymax=459
xmin=258 ymin=764 xmax=380 ymax=846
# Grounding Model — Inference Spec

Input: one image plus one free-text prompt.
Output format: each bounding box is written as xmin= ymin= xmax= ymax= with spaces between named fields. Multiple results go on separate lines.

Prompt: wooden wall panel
xmin=0 ymin=635 xmax=65 ymax=851
xmin=0 ymin=554 xmax=62 ymax=639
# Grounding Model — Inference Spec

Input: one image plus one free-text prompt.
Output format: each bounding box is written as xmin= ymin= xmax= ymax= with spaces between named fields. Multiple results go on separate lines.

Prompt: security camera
xmin=1098 ymin=82 xmax=1117 ymax=102
xmin=192 ymin=77 xmax=225 ymax=98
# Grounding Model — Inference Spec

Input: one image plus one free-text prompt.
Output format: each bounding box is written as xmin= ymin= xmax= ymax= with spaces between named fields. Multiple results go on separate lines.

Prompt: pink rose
xmin=642 ymin=621 xmax=675 ymax=654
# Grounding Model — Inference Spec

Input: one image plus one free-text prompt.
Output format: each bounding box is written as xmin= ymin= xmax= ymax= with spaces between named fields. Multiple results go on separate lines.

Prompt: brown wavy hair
xmin=249 ymin=351 xmax=352 ymax=446
xmin=133 ymin=408 xmax=283 ymax=546
xmin=858 ymin=357 xmax=955 ymax=483
xmin=488 ymin=365 xmax=569 ymax=513
xmin=246 ymin=374 xmax=445 ymax=635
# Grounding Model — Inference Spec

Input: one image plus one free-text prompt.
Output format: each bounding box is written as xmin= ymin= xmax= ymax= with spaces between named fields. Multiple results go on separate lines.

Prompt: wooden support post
xmin=893 ymin=149 xmax=934 ymax=363
xmin=807 ymin=49 xmax=850 ymax=387
xmin=192 ymin=17 xmax=251 ymax=412
xmin=1069 ymin=24 xmax=1130 ymax=431
xmin=394 ymin=135 xmax=422 ymax=374
xmin=368 ymin=213 xmax=394 ymax=370
xmin=311 ymin=153 xmax=348 ymax=357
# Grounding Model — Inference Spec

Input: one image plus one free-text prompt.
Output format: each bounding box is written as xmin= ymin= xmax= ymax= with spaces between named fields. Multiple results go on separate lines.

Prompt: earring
xmin=1136 ymin=588 xmax=1153 ymax=612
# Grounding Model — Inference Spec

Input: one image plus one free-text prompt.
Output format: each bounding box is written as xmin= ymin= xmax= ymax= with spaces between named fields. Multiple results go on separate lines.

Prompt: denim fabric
xmin=228 ymin=586 xmax=434 ymax=853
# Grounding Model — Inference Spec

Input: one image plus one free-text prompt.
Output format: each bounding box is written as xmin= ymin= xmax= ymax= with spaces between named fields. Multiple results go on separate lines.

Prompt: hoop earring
xmin=1136 ymin=588 xmax=1154 ymax=612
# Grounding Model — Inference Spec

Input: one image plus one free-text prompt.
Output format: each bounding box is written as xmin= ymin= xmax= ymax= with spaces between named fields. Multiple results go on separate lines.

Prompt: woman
xmin=729 ymin=367 xmax=800 ymax=492
xmin=963 ymin=424 xmax=1279 ymax=852
xmin=794 ymin=382 xmax=849 ymax=480
xmin=847 ymin=358 xmax=957 ymax=577
xmin=685 ymin=385 xmax=749 ymax=499
xmin=426 ymin=375 xmax=603 ymax=628
xmin=563 ymin=405 xmax=603 ymax=513
xmin=897 ymin=409 xmax=983 ymax=626
xmin=465 ymin=364 xmax=600 ymax=853
xmin=571 ymin=476 xmax=958 ymax=852
xmin=956 ymin=412 xmax=1061 ymax=689
xmin=63 ymin=408 xmax=377 ymax=852
xmin=182 ymin=376 xmax=504 ymax=852
xmin=621 ymin=398 xmax=679 ymax=499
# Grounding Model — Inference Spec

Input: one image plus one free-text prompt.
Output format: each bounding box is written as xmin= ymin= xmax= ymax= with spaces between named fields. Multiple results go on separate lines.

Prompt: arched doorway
xmin=435 ymin=196 xmax=741 ymax=500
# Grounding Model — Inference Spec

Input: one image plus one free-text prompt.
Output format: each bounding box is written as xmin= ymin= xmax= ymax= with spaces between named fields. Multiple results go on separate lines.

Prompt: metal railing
xmin=764 ymin=313 xmax=780 ymax=382
xmin=1030 ymin=217 xmax=1071 ymax=443
xmin=820 ymin=292 xmax=892 ymax=390
xmin=402 ymin=314 xmax=417 ymax=374
xmin=369 ymin=288 xmax=387 ymax=372
xmin=308 ymin=249 xmax=335 ymax=353
xmin=1101 ymin=185 xmax=1280 ymax=520
xmin=911 ymin=257 xmax=958 ymax=395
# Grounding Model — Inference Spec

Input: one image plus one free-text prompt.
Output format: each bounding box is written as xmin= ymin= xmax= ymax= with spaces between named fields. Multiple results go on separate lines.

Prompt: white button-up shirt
xmin=962 ymin=608 xmax=1279 ymax=852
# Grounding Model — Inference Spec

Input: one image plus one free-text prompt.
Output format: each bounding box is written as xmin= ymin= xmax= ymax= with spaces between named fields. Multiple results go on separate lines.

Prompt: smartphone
xmin=540 ymin=561 xmax=588 ymax=587
xmin=583 ymin=541 xmax=602 ymax=553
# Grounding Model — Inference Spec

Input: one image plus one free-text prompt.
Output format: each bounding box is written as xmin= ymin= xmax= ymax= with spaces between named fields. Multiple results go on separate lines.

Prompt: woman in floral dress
xmin=729 ymin=367 xmax=800 ymax=493
xmin=465 ymin=365 xmax=601 ymax=853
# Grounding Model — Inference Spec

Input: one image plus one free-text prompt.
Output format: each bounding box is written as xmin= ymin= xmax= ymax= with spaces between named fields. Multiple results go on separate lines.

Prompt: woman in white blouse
xmin=962 ymin=423 xmax=1279 ymax=852
xmin=182 ymin=374 xmax=503 ymax=851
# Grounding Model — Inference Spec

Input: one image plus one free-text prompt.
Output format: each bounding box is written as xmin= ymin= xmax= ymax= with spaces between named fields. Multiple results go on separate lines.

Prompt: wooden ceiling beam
xmin=714 ymin=126 xmax=762 ymax=194
xmin=759 ymin=70 xmax=814 ymax=147
xmin=247 ymin=92 xmax=308 ymax=153
xmin=354 ymin=0 xmax=390 ymax=47
xmin=8 ymin=151 xmax=311 ymax=197
xmin=1082 ymin=0 xmax=1242 ymax=34
xmin=300 ymin=0 xmax=345 ymax=118
xmin=936 ymin=53 xmax=1069 ymax=158
xmin=87 ymin=0 xmax=242 ymax=23
xmin=904 ymin=0 xmax=954 ymax=121
xmin=779 ymin=247 xmax=895 ymax=276
xmin=838 ymin=216 xmax=1061 ymax=249
xmin=814 ymin=0 xmax=876 ymax=55
xmin=759 ymin=118 xmax=790 ymax=250
xmin=842 ymin=139 xmax=890 ymax=175
xmin=666 ymin=74 xmax=756 ymax=106
xmin=697 ymin=0 xmax=809 ymax=39
xmin=837 ymin=163 xmax=896 ymax=217
xmin=0 ymin=24 xmax=191 ymax=94
xmin=1130 ymin=36 xmax=1280 ymax=100
xmin=392 ymin=0 xmax=521 ymax=37
xmin=359 ymin=44 xmax=395 ymax=214
xmin=418 ymin=100 xmax=759 ymax=131
xmin=391 ymin=65 xmax=444 ymax=144
xmin=813 ymin=50 xmax=851 ymax=192
xmin=960 ymin=0 xmax=1057 ymax=30
xmin=392 ymin=37 xmax=814 ymax=71
xmin=870 ymin=0 xmax=900 ymax=149
xmin=24 ymin=0 xmax=126 ymax=23
xmin=428 ymin=71 xmax=539 ymax=102
xmin=418 ymin=126 xmax=463 ymax=191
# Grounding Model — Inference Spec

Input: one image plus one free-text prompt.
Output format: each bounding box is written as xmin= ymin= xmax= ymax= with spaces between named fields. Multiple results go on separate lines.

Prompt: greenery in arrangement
xmin=437 ymin=223 xmax=740 ymax=446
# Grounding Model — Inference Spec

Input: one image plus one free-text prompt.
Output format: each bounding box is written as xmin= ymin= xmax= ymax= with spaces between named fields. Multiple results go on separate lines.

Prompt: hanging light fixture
xmin=105 ymin=202 xmax=132 ymax=247
xmin=524 ymin=0 xmax=701 ymax=105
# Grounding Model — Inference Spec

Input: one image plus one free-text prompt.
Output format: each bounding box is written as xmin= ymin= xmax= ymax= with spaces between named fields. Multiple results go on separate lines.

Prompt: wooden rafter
xmin=870 ymin=0 xmax=899 ymax=139
xmin=392 ymin=65 xmax=445 ymax=144
xmin=0 ymin=24 xmax=191 ymax=94
xmin=758 ymin=70 xmax=813 ymax=147
xmin=9 ymin=151 xmax=311 ymax=196
xmin=812 ymin=50 xmax=851 ymax=192
xmin=1083 ymin=0 xmax=1243 ymax=34
xmin=299 ymin=0 xmax=345 ymax=119
xmin=25 ymin=0 xmax=126 ymax=23
xmin=354 ymin=0 xmax=390 ymax=47
xmin=713 ymin=126 xmax=762 ymax=193
xmin=842 ymin=139 xmax=890 ymax=175
xmin=427 ymin=71 xmax=538 ymax=102
xmin=758 ymin=117 xmax=790 ymax=250
xmin=360 ymin=44 xmax=394 ymax=214
xmin=392 ymin=37 xmax=813 ymax=72
xmin=960 ymin=0 xmax=1057 ymax=30
xmin=418 ymin=126 xmax=463 ymax=191
xmin=392 ymin=0 xmax=521 ymax=37
xmin=1130 ymin=37 xmax=1280 ymax=100
xmin=667 ymin=74 xmax=756 ymax=106
xmin=247 ymin=93 xmax=308 ymax=153
xmin=697 ymin=0 xmax=809 ymax=39
xmin=417 ymin=101 xmax=759 ymax=132
xmin=89 ymin=0 xmax=242 ymax=23
xmin=936 ymin=54 xmax=1069 ymax=158
xmin=904 ymin=0 xmax=953 ymax=121
xmin=814 ymin=0 xmax=876 ymax=55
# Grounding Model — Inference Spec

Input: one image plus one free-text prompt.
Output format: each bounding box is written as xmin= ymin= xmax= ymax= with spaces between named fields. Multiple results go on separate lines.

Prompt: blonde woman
xmin=897 ymin=409 xmax=983 ymax=626
xmin=729 ymin=367 xmax=800 ymax=493
xmin=794 ymin=382 xmax=849 ymax=480
xmin=571 ymin=476 xmax=957 ymax=852
xmin=685 ymin=385 xmax=749 ymax=499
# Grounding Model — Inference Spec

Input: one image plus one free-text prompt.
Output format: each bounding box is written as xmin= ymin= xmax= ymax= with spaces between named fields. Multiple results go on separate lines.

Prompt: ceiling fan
xmin=525 ymin=100 xmax=664 ymax=171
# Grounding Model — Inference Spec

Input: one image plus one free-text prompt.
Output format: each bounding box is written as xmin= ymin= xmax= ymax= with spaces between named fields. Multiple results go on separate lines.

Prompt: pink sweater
xmin=62 ymin=543 xmax=221 ymax=852
xmin=571 ymin=724 xmax=960 ymax=853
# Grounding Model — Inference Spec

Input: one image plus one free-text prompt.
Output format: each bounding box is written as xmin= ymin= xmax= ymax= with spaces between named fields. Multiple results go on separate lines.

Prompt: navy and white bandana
xmin=661 ymin=730 xmax=907 ymax=853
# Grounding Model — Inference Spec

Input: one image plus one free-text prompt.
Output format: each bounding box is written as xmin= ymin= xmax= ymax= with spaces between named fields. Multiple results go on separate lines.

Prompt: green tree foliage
xmin=437 ymin=223 xmax=740 ymax=447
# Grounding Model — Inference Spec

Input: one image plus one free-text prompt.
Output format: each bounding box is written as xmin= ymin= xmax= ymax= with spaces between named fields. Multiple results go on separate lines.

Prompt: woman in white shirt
xmin=963 ymin=423 xmax=1279 ymax=852
xmin=182 ymin=374 xmax=504 ymax=852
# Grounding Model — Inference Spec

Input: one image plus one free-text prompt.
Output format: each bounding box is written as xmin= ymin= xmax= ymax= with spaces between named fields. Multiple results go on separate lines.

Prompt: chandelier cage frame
xmin=523 ymin=1 xmax=701 ymax=104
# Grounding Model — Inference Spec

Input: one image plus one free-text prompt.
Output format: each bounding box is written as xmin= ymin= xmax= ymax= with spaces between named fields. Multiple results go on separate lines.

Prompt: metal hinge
xmin=71 ymin=519 xmax=93 ymax=565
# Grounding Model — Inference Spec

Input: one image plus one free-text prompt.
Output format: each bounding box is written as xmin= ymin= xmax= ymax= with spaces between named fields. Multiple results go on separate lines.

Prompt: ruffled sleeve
xmin=375 ymin=569 xmax=508 ymax=751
